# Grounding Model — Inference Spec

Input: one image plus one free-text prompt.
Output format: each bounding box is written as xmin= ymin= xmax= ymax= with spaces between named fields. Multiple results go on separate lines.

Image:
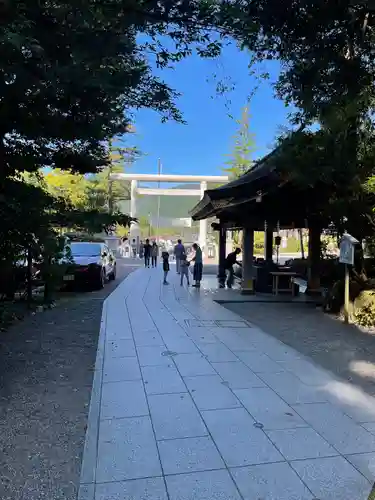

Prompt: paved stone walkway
xmin=79 ymin=268 xmax=375 ymax=500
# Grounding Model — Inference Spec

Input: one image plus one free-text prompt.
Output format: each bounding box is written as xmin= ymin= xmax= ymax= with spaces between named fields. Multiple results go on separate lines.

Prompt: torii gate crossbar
xmin=110 ymin=173 xmax=229 ymax=248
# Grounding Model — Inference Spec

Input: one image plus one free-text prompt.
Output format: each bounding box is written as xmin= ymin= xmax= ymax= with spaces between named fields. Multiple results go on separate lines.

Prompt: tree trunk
xmin=26 ymin=245 xmax=33 ymax=307
xmin=308 ymin=223 xmax=322 ymax=290
xmin=43 ymin=255 xmax=52 ymax=304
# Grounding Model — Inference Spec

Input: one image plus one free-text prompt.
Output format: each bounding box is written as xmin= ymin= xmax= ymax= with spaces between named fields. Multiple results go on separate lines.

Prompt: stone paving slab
xmin=78 ymin=268 xmax=375 ymax=499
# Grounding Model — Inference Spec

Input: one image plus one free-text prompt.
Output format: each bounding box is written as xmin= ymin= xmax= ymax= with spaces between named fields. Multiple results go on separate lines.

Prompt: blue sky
xmin=128 ymin=42 xmax=291 ymax=177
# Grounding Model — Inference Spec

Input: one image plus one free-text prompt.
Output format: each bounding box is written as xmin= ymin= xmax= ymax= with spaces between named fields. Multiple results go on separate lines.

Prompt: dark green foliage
xmin=354 ymin=290 xmax=375 ymax=326
xmin=0 ymin=0 xmax=244 ymax=180
xmin=233 ymin=1 xmax=375 ymax=249
xmin=0 ymin=0 xmax=247 ymax=305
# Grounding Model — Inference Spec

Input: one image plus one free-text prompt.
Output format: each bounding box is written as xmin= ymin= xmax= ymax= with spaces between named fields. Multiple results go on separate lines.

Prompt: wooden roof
xmin=190 ymin=150 xmax=281 ymax=222
xmin=190 ymin=147 xmax=324 ymax=230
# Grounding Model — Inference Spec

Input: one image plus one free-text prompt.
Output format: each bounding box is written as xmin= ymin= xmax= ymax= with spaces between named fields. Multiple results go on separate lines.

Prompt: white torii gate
xmin=110 ymin=173 xmax=229 ymax=249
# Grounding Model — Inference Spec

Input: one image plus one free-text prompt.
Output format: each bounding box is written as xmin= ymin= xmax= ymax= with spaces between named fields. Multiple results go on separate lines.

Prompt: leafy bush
xmin=364 ymin=258 xmax=375 ymax=278
xmin=323 ymin=278 xmax=363 ymax=314
xmin=253 ymin=233 xmax=307 ymax=254
xmin=254 ymin=232 xmax=264 ymax=250
xmin=354 ymin=290 xmax=375 ymax=327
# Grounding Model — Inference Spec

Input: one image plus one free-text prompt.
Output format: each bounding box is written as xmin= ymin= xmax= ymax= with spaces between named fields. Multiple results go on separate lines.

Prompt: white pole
xmin=344 ymin=263 xmax=349 ymax=324
xmin=299 ymin=228 xmax=305 ymax=259
xmin=156 ymin=159 xmax=161 ymax=243
xmin=130 ymin=180 xmax=140 ymax=247
xmin=130 ymin=180 xmax=137 ymax=219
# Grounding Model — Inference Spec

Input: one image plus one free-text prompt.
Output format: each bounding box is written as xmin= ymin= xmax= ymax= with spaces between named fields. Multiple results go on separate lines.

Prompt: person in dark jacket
xmin=131 ymin=238 xmax=137 ymax=258
xmin=224 ymin=248 xmax=241 ymax=288
xmin=143 ymin=239 xmax=152 ymax=268
xmin=162 ymin=251 xmax=170 ymax=284
xmin=174 ymin=239 xmax=185 ymax=274
xmin=191 ymin=243 xmax=203 ymax=288
xmin=151 ymin=241 xmax=158 ymax=267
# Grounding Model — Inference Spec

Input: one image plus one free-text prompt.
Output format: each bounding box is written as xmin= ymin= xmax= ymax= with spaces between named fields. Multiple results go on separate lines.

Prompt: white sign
xmin=339 ymin=233 xmax=359 ymax=265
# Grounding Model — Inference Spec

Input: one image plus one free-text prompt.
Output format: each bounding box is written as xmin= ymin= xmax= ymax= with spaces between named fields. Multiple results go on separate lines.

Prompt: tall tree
xmin=42 ymin=170 xmax=88 ymax=209
xmin=234 ymin=1 xmax=375 ymax=238
xmin=224 ymin=106 xmax=256 ymax=178
xmin=0 ymin=1 xmax=245 ymax=183
xmin=85 ymin=141 xmax=139 ymax=213
xmin=0 ymin=0 xmax=253 ymax=300
xmin=41 ymin=136 xmax=139 ymax=219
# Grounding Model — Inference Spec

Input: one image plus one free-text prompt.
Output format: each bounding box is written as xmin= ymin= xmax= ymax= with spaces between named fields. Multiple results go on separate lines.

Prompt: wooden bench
xmin=270 ymin=271 xmax=298 ymax=295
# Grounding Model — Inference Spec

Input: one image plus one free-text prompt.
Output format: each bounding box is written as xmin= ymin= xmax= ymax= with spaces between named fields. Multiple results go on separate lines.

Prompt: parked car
xmin=63 ymin=241 xmax=116 ymax=289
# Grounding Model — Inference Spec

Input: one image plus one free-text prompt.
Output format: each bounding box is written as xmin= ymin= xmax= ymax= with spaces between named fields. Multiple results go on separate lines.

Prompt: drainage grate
xmin=215 ymin=320 xmax=251 ymax=328
xmin=184 ymin=319 xmax=251 ymax=328
xmin=184 ymin=319 xmax=217 ymax=328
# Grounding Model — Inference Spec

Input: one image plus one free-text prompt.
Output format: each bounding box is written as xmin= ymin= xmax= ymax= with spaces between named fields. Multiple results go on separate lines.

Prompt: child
xmin=161 ymin=251 xmax=170 ymax=285
xmin=180 ymin=253 xmax=190 ymax=286
xmin=151 ymin=241 xmax=158 ymax=267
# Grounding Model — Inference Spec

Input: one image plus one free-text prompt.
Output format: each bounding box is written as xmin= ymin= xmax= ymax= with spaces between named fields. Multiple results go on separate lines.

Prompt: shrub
xmin=364 ymin=258 xmax=375 ymax=278
xmin=354 ymin=290 xmax=375 ymax=327
xmin=323 ymin=278 xmax=363 ymax=314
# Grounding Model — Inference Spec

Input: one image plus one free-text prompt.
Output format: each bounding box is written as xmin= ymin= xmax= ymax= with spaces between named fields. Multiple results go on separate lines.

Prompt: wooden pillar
xmin=241 ymin=227 xmax=254 ymax=295
xmin=264 ymin=225 xmax=273 ymax=262
xmin=226 ymin=230 xmax=233 ymax=256
xmin=308 ymin=224 xmax=321 ymax=290
xmin=199 ymin=181 xmax=208 ymax=250
xmin=218 ymin=224 xmax=226 ymax=287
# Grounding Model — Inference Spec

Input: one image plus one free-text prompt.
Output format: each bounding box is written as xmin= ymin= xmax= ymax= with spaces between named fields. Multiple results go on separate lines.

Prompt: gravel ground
xmin=0 ymin=258 xmax=140 ymax=500
xmin=223 ymin=301 xmax=375 ymax=396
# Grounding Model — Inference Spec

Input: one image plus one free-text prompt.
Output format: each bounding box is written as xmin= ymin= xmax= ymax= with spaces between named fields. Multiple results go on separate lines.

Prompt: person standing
xmin=174 ymin=239 xmax=185 ymax=274
xmin=151 ymin=241 xmax=158 ymax=268
xmin=131 ymin=238 xmax=137 ymax=258
xmin=143 ymin=239 xmax=151 ymax=268
xmin=191 ymin=243 xmax=203 ymax=288
xmin=139 ymin=240 xmax=144 ymax=259
xmin=224 ymin=247 xmax=241 ymax=288
xmin=162 ymin=251 xmax=170 ymax=285
xmin=180 ymin=252 xmax=190 ymax=286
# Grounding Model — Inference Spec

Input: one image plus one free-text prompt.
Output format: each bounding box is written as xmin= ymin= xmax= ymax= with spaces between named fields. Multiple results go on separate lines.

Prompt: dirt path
xmin=0 ymin=259 xmax=140 ymax=500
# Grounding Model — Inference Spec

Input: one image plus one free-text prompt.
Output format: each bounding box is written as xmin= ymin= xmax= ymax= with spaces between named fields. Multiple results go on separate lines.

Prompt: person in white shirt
xmin=179 ymin=253 xmax=190 ymax=286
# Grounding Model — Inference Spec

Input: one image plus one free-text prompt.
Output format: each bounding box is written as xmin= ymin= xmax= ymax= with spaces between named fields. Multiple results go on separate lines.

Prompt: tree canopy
xmin=1 ymin=0 xmax=249 ymax=282
xmin=7 ymin=0 xmax=375 ymax=281
xmin=239 ymin=1 xmax=375 ymax=121
xmin=0 ymin=0 xmax=244 ymax=180
xmin=231 ymin=0 xmax=375 ymax=242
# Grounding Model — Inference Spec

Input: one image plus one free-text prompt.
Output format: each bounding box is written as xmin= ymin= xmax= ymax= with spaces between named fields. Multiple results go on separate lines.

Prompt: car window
xmin=70 ymin=242 xmax=101 ymax=256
